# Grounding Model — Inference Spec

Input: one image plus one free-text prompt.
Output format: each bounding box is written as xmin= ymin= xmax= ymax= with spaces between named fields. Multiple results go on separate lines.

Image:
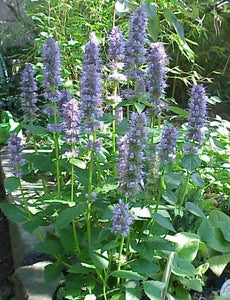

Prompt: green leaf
xmin=208 ymin=253 xmax=230 ymax=276
xmin=23 ymin=124 xmax=48 ymax=134
xmin=130 ymin=259 xmax=159 ymax=277
xmin=23 ymin=214 xmax=48 ymax=232
xmin=110 ymin=270 xmax=145 ymax=281
xmin=152 ymin=213 xmax=176 ymax=232
xmin=176 ymin=232 xmax=200 ymax=262
xmin=117 ymin=119 xmax=131 ymax=135
xmin=207 ymin=228 xmax=230 ymax=253
xmin=59 ymin=227 xmax=76 ymax=252
xmin=168 ymin=106 xmax=189 ymax=117
xmin=44 ymin=262 xmax=63 ymax=283
xmin=125 ymin=281 xmax=142 ymax=300
xmin=179 ymin=278 xmax=203 ymax=292
xmin=55 ymin=203 xmax=87 ymax=232
xmin=172 ymin=254 xmax=196 ymax=276
xmin=209 ymin=210 xmax=230 ymax=242
xmin=162 ymin=191 xmax=177 ymax=205
xmin=143 ymin=280 xmax=165 ymax=300
xmin=111 ymin=293 xmax=125 ymax=300
xmin=69 ymin=263 xmax=96 ymax=274
xmin=185 ymin=202 xmax=205 ymax=218
xmin=35 ymin=237 xmax=63 ymax=255
xmin=191 ymin=173 xmax=204 ymax=186
xmin=143 ymin=1 xmax=156 ymax=18
xmin=33 ymin=154 xmax=52 ymax=171
xmin=69 ymin=158 xmax=86 ymax=169
xmin=134 ymin=102 xmax=145 ymax=114
xmin=4 ymin=176 xmax=19 ymax=194
xmin=0 ymin=202 xmax=27 ymax=223
xmin=181 ymin=154 xmax=201 ymax=171
xmin=164 ymin=9 xmax=184 ymax=40
xmin=89 ymin=246 xmax=109 ymax=270
xmin=197 ymin=218 xmax=214 ymax=243
xmin=148 ymin=16 xmax=160 ymax=41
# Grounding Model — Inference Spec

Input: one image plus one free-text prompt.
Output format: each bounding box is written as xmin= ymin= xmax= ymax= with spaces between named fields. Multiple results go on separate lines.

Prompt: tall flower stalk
xmin=108 ymin=26 xmax=125 ymax=177
xmin=80 ymin=32 xmax=102 ymax=241
xmin=43 ymin=36 xmax=62 ymax=197
xmin=118 ymin=112 xmax=147 ymax=198
xmin=185 ymin=84 xmax=207 ymax=154
xmin=147 ymin=42 xmax=169 ymax=122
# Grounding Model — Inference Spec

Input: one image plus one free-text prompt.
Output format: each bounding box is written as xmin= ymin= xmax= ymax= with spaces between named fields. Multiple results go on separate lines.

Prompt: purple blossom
xmin=186 ymin=84 xmax=207 ymax=151
xmin=125 ymin=6 xmax=147 ymax=79
xmin=42 ymin=36 xmax=61 ymax=92
xmin=111 ymin=199 xmax=133 ymax=237
xmin=147 ymin=42 xmax=168 ymax=112
xmin=20 ymin=63 xmax=38 ymax=122
xmin=80 ymin=32 xmax=102 ymax=134
xmin=118 ymin=112 xmax=147 ymax=197
xmin=160 ymin=125 xmax=178 ymax=163
xmin=62 ymin=98 xmax=80 ymax=144
xmin=108 ymin=26 xmax=125 ymax=70
xmin=8 ymin=133 xmax=25 ymax=177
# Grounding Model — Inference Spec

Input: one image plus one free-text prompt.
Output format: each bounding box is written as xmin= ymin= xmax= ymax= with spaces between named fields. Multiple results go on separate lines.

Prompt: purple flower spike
xmin=42 ymin=36 xmax=61 ymax=93
xmin=118 ymin=112 xmax=147 ymax=197
xmin=80 ymin=32 xmax=102 ymax=134
xmin=8 ymin=133 xmax=25 ymax=178
xmin=108 ymin=26 xmax=125 ymax=70
xmin=160 ymin=125 xmax=178 ymax=163
xmin=62 ymin=98 xmax=81 ymax=144
xmin=20 ymin=63 xmax=38 ymax=122
xmin=111 ymin=199 xmax=133 ymax=237
xmin=187 ymin=84 xmax=207 ymax=150
xmin=147 ymin=42 xmax=169 ymax=111
xmin=125 ymin=6 xmax=147 ymax=79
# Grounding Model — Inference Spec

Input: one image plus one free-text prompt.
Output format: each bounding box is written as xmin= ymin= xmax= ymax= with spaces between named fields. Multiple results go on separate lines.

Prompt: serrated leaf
xmin=181 ymin=154 xmax=201 ymax=171
xmin=0 ymin=202 xmax=27 ymax=223
xmin=134 ymin=102 xmax=145 ymax=114
xmin=69 ymin=263 xmax=96 ymax=274
xmin=130 ymin=259 xmax=159 ymax=276
xmin=162 ymin=191 xmax=177 ymax=204
xmin=117 ymin=119 xmax=131 ymax=135
xmin=55 ymin=203 xmax=87 ymax=232
xmin=148 ymin=15 xmax=160 ymax=41
xmin=23 ymin=124 xmax=48 ymax=134
xmin=197 ymin=218 xmax=214 ymax=243
xmin=208 ymin=253 xmax=230 ymax=276
xmin=110 ymin=270 xmax=145 ymax=281
xmin=35 ymin=238 xmax=63 ymax=255
xmin=185 ymin=202 xmax=205 ymax=218
xmin=4 ymin=176 xmax=19 ymax=194
xmin=143 ymin=280 xmax=165 ymax=300
xmin=59 ymin=227 xmax=76 ymax=252
xmin=33 ymin=154 xmax=52 ymax=171
xmin=191 ymin=173 xmax=204 ymax=186
xmin=179 ymin=278 xmax=203 ymax=292
xmin=44 ymin=262 xmax=63 ymax=283
xmin=153 ymin=213 xmax=175 ymax=232
xmin=143 ymin=1 xmax=156 ymax=18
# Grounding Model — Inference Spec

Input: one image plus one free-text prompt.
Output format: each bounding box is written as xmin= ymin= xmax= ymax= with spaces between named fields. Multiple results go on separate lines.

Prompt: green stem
xmin=178 ymin=171 xmax=190 ymax=211
xmin=53 ymin=104 xmax=61 ymax=197
xmin=117 ymin=236 xmax=125 ymax=286
xmin=86 ymin=132 xmax=96 ymax=242
xmin=161 ymin=252 xmax=175 ymax=300
xmin=70 ymin=160 xmax=80 ymax=253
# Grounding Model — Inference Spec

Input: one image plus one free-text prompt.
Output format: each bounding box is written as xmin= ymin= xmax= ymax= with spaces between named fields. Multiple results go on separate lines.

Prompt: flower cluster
xmin=108 ymin=26 xmax=125 ymax=71
xmin=62 ymin=98 xmax=80 ymax=144
xmin=80 ymin=32 xmax=102 ymax=134
xmin=20 ymin=63 xmax=38 ymax=123
xmin=147 ymin=42 xmax=169 ymax=112
xmin=186 ymin=84 xmax=207 ymax=152
xmin=8 ymin=133 xmax=25 ymax=177
xmin=118 ymin=112 xmax=147 ymax=197
xmin=111 ymin=199 xmax=133 ymax=237
xmin=42 ymin=36 xmax=61 ymax=93
xmin=125 ymin=6 xmax=147 ymax=79
xmin=160 ymin=125 xmax=178 ymax=162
